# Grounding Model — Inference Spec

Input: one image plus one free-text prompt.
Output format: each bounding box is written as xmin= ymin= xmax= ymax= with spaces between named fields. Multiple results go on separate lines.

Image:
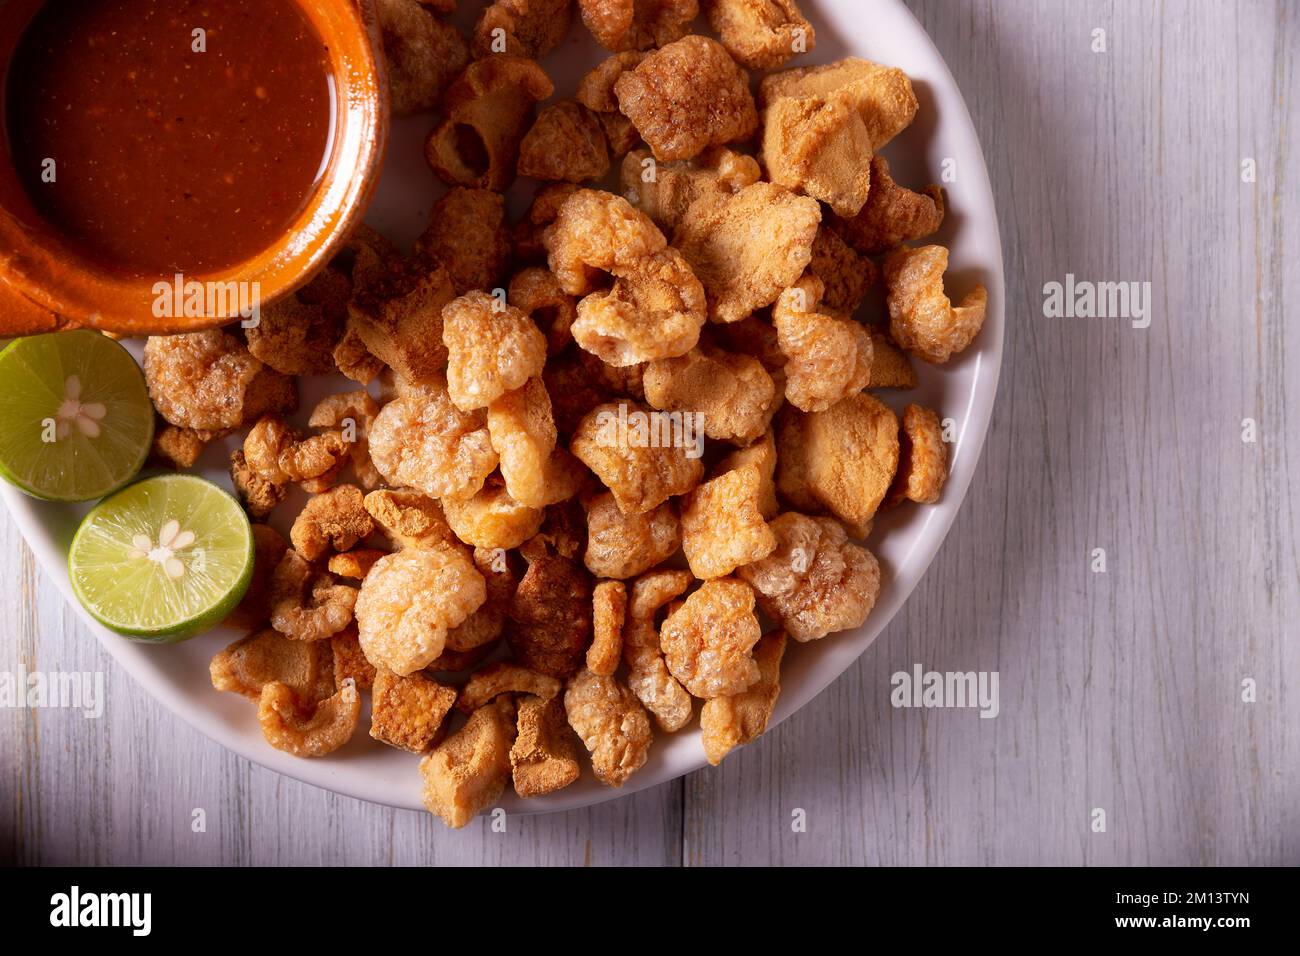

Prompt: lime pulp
xmin=0 ymin=330 xmax=154 ymax=501
xmin=68 ymin=474 xmax=254 ymax=642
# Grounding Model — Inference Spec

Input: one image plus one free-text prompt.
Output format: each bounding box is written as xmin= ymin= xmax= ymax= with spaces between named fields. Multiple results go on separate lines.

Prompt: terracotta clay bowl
xmin=0 ymin=0 xmax=389 ymax=336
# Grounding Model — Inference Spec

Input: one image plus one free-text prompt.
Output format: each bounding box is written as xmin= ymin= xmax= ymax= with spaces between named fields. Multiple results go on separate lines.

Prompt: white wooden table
xmin=2 ymin=0 xmax=1296 ymax=866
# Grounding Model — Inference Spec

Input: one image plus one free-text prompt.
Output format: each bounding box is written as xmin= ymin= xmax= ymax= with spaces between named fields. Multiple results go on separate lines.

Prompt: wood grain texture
xmin=2 ymin=0 xmax=1296 ymax=866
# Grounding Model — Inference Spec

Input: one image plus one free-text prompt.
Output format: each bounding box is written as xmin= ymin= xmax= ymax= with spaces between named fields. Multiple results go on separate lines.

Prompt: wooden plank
xmin=682 ymin=0 xmax=1300 ymax=866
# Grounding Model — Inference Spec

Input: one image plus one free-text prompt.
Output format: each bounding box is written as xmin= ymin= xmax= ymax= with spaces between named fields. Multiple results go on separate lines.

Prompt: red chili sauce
xmin=5 ymin=0 xmax=334 ymax=276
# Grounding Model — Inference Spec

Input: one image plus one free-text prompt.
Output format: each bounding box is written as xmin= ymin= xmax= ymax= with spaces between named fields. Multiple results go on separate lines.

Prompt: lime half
xmin=69 ymin=475 xmax=254 ymax=642
xmin=0 ymin=330 xmax=154 ymax=501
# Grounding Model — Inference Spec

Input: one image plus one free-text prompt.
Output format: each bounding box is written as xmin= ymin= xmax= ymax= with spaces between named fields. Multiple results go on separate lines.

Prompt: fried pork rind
xmin=575 ymin=52 xmax=646 ymax=159
xmin=370 ymin=665 xmax=458 ymax=752
xmin=713 ymin=315 xmax=786 ymax=371
xmin=544 ymin=188 xmax=666 ymax=296
xmin=508 ymin=268 xmax=577 ymax=355
xmin=289 ymin=484 xmax=375 ymax=562
xmin=511 ymin=694 xmax=582 ymax=797
xmin=355 ymin=547 xmax=487 ymax=676
xmin=579 ymin=349 xmax=644 ymax=400
xmin=268 ymin=424 xmax=349 ymax=486
xmin=363 ymin=489 xmax=455 ymax=551
xmin=210 ymin=627 xmax=335 ymax=705
xmin=488 ymin=377 xmax=553 ymax=505
xmin=368 ymin=376 xmax=499 ymax=502
xmin=269 ymin=550 xmax=359 ymax=642
xmin=544 ymin=191 xmax=705 ymax=365
xmin=760 ymin=95 xmax=872 ymax=217
xmin=258 ymin=678 xmax=360 ymax=758
xmin=714 ymin=428 xmax=778 ymax=518
xmin=570 ymin=401 xmax=704 ymax=514
xmin=337 ymin=223 xmax=402 ymax=291
xmin=624 ymin=569 xmax=693 ymax=730
xmin=347 ymin=258 xmax=457 ymax=389
xmin=298 ymin=462 xmax=346 ymax=495
xmin=513 ymin=183 xmax=581 ymax=264
xmin=773 ymin=275 xmax=873 ymax=413
xmin=327 ymin=548 xmax=382 ymax=580
xmin=681 ymin=464 xmax=776 ymax=579
xmin=522 ymin=502 xmax=587 ymax=561
xmin=577 ymin=51 xmax=644 ymax=114
xmin=419 ymin=697 xmax=516 ymax=827
xmin=226 ymin=524 xmax=291 ymax=628
xmin=308 ymin=391 xmax=379 ymax=433
xmin=508 ymin=554 xmax=593 ymax=678
xmin=883 ymin=245 xmax=988 ymax=365
xmin=428 ymin=644 xmax=497 ymax=673
xmin=614 ymin=36 xmax=757 ymax=163
xmin=442 ymin=478 xmax=545 ymax=550
xmin=443 ymin=291 xmax=548 ymax=412
xmin=759 ymin=58 xmax=918 ymax=216
xmin=776 ymin=393 xmax=899 ymax=530
xmin=230 ymin=449 xmax=287 ymax=518
xmin=574 ymin=247 xmax=707 ymax=366
xmin=543 ymin=351 xmax=615 ymax=439
xmin=577 ymin=0 xmax=697 ymax=51
xmin=661 ymin=577 xmax=762 ymax=698
xmin=473 ymin=0 xmax=573 ymax=59
xmin=519 ymin=100 xmax=611 ymax=183
xmin=573 ymin=248 xmax=707 ymax=365
xmin=434 ymin=639 xmax=501 ymax=670
xmin=425 ymin=56 xmax=554 ymax=191
xmin=298 ymin=260 xmax=354 ymax=310
xmin=143 ymin=330 xmax=295 ymax=431
xmin=241 ymin=417 xmax=297 ymax=484
xmin=152 ymin=424 xmax=226 ymax=470
xmin=643 ymin=345 xmax=779 ymax=445
xmin=808 ymin=226 xmax=875 ymax=315
xmin=414 ymin=188 xmax=512 ymax=296
xmin=333 ymin=328 xmax=387 ymax=384
xmin=242 ymin=415 xmax=351 ymax=489
xmin=377 ymin=0 xmax=470 ymax=115
xmin=439 ymin=545 xmax=518 ymax=656
xmin=587 ymin=580 xmax=627 ymax=675
xmin=832 ymin=155 xmax=945 ymax=255
xmin=308 ymin=390 xmax=383 ymax=490
xmin=761 ymin=57 xmax=918 ymax=152
xmin=182 ymin=30 xmax=989 ymax=804
xmin=331 ymin=626 xmax=377 ymax=689
xmin=620 ymin=146 xmax=761 ymax=233
xmin=705 ymin=0 xmax=814 ymax=70
xmin=737 ymin=512 xmax=880 ymax=641
xmin=888 ymin=403 xmax=948 ymax=505
xmin=603 ymin=114 xmax=641 ymax=160
xmin=330 ymin=231 xmax=403 ymax=383
xmin=673 ymin=182 xmax=821 ymax=324
xmin=582 ymin=491 xmax=679 ymax=579
xmin=245 ymin=294 xmax=344 ymax=376
xmin=545 ymin=448 xmax=590 ymax=504
xmin=866 ymin=332 xmax=918 ymax=389
xmin=488 ymin=377 xmax=585 ymax=508
xmin=564 ymin=668 xmax=652 ymax=787
xmin=457 ymin=662 xmax=562 ymax=712
xmin=700 ymin=629 xmax=785 ymax=764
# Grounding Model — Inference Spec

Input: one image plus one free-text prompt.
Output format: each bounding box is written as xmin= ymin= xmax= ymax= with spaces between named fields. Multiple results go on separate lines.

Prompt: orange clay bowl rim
xmin=0 ymin=0 xmax=389 ymax=337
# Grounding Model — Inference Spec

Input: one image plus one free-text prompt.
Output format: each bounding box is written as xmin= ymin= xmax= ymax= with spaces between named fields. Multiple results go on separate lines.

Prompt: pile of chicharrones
xmin=141 ymin=0 xmax=986 ymax=827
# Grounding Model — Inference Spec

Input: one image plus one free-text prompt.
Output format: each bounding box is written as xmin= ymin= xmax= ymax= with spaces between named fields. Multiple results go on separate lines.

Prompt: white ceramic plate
xmin=2 ymin=0 xmax=1004 ymax=814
